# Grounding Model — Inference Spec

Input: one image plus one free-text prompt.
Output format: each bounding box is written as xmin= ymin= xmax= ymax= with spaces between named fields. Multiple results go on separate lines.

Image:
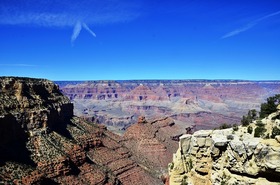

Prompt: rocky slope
xmin=168 ymin=105 xmax=280 ymax=185
xmin=122 ymin=116 xmax=180 ymax=177
xmin=56 ymin=80 xmax=280 ymax=133
xmin=0 ymin=77 xmax=163 ymax=185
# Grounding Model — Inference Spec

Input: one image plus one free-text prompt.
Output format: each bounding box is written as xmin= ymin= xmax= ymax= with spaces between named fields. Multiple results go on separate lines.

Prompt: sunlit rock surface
xmin=168 ymin=108 xmax=280 ymax=185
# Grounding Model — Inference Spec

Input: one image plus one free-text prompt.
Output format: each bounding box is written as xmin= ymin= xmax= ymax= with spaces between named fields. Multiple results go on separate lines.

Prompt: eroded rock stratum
xmin=0 ymin=77 xmax=165 ymax=185
xmin=57 ymin=80 xmax=280 ymax=133
xmin=168 ymin=106 xmax=280 ymax=185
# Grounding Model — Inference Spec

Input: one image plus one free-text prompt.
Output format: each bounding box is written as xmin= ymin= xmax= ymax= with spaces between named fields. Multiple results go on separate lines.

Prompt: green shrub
xmin=169 ymin=162 xmax=174 ymax=170
xmin=254 ymin=126 xmax=267 ymax=138
xmin=233 ymin=124 xmax=238 ymax=131
xmin=271 ymin=126 xmax=280 ymax=138
xmin=260 ymin=94 xmax=280 ymax=118
xmin=181 ymin=176 xmax=188 ymax=185
xmin=241 ymin=115 xmax=250 ymax=126
xmin=219 ymin=123 xmax=232 ymax=129
xmin=256 ymin=120 xmax=264 ymax=127
xmin=241 ymin=109 xmax=258 ymax=126
xmin=247 ymin=125 xmax=253 ymax=134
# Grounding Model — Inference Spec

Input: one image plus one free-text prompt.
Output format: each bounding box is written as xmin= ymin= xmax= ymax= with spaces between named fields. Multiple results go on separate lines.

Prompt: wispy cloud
xmin=0 ymin=0 xmax=141 ymax=43
xmin=0 ymin=63 xmax=38 ymax=67
xmin=0 ymin=1 xmax=141 ymax=27
xmin=222 ymin=10 xmax=280 ymax=39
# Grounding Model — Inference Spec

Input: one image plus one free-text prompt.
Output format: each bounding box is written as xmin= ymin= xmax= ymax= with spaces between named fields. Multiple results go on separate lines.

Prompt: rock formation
xmin=2 ymin=77 xmax=280 ymax=185
xmin=56 ymin=80 xmax=280 ymax=133
xmin=168 ymin=105 xmax=280 ymax=185
xmin=122 ymin=117 xmax=179 ymax=177
xmin=0 ymin=77 xmax=162 ymax=185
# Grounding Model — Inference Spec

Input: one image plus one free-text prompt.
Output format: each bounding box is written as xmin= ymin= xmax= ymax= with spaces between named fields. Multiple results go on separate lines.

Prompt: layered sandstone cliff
xmin=122 ymin=116 xmax=179 ymax=177
xmin=0 ymin=77 xmax=73 ymax=145
xmin=57 ymin=80 xmax=280 ymax=133
xmin=168 ymin=106 xmax=280 ymax=185
xmin=0 ymin=77 xmax=162 ymax=185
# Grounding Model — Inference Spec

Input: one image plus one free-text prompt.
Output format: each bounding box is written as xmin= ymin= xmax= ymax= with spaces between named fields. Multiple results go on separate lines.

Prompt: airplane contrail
xmin=222 ymin=10 xmax=280 ymax=39
xmin=82 ymin=23 xmax=96 ymax=37
xmin=71 ymin=21 xmax=96 ymax=45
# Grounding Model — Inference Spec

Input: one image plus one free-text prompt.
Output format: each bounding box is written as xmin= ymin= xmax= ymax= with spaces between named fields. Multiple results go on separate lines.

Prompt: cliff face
xmin=57 ymin=80 xmax=280 ymax=133
xmin=0 ymin=77 xmax=162 ymax=185
xmin=0 ymin=77 xmax=73 ymax=145
xmin=122 ymin=117 xmax=179 ymax=176
xmin=168 ymin=107 xmax=280 ymax=185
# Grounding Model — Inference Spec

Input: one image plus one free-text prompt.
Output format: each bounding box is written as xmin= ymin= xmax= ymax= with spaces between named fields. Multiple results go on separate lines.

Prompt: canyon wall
xmin=0 ymin=77 xmax=167 ymax=185
xmin=0 ymin=77 xmax=73 ymax=146
xmin=57 ymin=80 xmax=280 ymax=133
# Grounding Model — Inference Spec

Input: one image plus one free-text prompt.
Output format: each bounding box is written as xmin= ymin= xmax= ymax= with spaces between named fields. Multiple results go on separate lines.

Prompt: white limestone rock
xmin=193 ymin=130 xmax=212 ymax=137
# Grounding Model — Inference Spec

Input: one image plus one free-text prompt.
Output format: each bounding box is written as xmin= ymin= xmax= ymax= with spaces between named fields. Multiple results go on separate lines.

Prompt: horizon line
xmin=2 ymin=76 xmax=280 ymax=82
xmin=53 ymin=79 xmax=280 ymax=82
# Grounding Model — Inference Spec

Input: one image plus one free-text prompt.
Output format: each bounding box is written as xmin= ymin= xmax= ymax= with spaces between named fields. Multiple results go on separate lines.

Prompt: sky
xmin=0 ymin=0 xmax=280 ymax=81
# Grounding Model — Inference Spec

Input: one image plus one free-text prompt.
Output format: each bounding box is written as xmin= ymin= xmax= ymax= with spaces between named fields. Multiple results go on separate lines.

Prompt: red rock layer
xmin=58 ymin=80 xmax=280 ymax=131
xmin=0 ymin=77 xmax=163 ymax=185
xmin=122 ymin=117 xmax=179 ymax=176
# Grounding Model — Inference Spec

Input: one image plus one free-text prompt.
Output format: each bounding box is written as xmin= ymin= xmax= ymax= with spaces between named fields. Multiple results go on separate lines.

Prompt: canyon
xmin=57 ymin=80 xmax=280 ymax=133
xmin=0 ymin=77 xmax=178 ymax=184
xmin=1 ymin=77 xmax=280 ymax=185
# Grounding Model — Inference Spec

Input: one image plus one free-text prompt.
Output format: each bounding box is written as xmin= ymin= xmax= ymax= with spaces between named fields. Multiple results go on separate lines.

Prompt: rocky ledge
xmin=0 ymin=77 xmax=73 ymax=142
xmin=168 ymin=106 xmax=280 ymax=185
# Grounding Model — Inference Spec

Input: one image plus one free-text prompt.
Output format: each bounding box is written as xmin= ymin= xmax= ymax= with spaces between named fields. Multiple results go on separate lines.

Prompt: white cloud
xmin=0 ymin=0 xmax=140 ymax=44
xmin=0 ymin=0 xmax=141 ymax=27
xmin=222 ymin=10 xmax=280 ymax=39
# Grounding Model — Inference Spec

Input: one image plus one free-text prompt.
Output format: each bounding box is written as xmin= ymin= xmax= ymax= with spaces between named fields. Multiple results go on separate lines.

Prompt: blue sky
xmin=0 ymin=0 xmax=280 ymax=80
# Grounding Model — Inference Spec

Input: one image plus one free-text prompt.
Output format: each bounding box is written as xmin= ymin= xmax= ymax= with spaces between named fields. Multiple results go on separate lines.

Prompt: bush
xmin=241 ymin=115 xmax=250 ymax=126
xmin=233 ymin=124 xmax=238 ymax=131
xmin=241 ymin=109 xmax=257 ymax=126
xmin=254 ymin=126 xmax=267 ymax=138
xmin=247 ymin=125 xmax=253 ymax=134
xmin=260 ymin=94 xmax=280 ymax=118
xmin=169 ymin=162 xmax=174 ymax=170
xmin=271 ymin=126 xmax=280 ymax=138
xmin=219 ymin=123 xmax=232 ymax=129
xmin=256 ymin=120 xmax=264 ymax=127
xmin=181 ymin=176 xmax=188 ymax=185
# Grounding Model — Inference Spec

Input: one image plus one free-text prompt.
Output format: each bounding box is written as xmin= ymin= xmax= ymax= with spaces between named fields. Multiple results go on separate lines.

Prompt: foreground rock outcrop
xmin=168 ymin=106 xmax=280 ymax=184
xmin=0 ymin=77 xmax=162 ymax=185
